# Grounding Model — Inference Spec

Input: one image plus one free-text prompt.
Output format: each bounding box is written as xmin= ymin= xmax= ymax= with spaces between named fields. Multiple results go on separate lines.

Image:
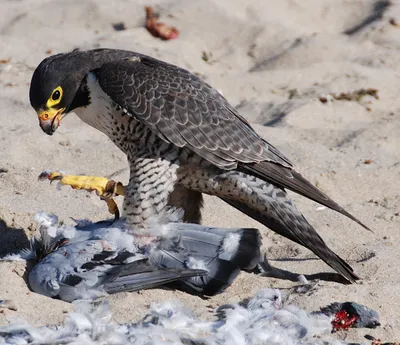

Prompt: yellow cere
xmin=45 ymin=86 xmax=63 ymax=109
xmin=38 ymin=107 xmax=65 ymax=125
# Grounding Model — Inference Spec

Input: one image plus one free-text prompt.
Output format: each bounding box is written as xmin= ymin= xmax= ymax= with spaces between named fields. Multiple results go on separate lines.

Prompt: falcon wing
xmin=94 ymin=55 xmax=370 ymax=231
xmin=94 ymin=55 xmax=293 ymax=170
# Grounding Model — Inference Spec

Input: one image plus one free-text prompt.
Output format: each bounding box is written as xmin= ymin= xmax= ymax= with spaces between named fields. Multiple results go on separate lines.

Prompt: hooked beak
xmin=37 ymin=107 xmax=66 ymax=136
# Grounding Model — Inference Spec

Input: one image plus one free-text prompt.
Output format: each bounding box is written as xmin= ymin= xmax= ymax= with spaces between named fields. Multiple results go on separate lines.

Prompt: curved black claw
xmin=112 ymin=207 xmax=120 ymax=224
xmin=38 ymin=170 xmax=64 ymax=183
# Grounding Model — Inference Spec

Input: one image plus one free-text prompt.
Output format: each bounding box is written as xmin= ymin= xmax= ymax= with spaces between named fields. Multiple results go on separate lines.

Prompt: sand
xmin=0 ymin=0 xmax=399 ymax=342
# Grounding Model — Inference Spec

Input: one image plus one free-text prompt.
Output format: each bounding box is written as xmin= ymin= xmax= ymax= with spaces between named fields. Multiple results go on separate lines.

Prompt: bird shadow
xmin=0 ymin=218 xmax=30 ymax=257
xmin=272 ymin=257 xmax=319 ymax=263
xmin=343 ymin=0 xmax=391 ymax=35
xmin=0 ymin=218 xmax=34 ymax=287
xmin=249 ymin=37 xmax=303 ymax=72
xmin=258 ymin=257 xmax=352 ymax=284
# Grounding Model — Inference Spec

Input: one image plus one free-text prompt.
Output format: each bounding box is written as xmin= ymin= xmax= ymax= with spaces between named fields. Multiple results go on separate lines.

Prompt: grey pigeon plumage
xmin=28 ymin=212 xmax=261 ymax=302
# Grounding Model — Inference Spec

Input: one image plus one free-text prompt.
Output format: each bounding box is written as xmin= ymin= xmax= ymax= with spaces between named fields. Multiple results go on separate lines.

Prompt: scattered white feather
xmin=221 ymin=232 xmax=240 ymax=257
xmin=0 ymin=288 xmax=344 ymax=345
xmin=186 ymin=256 xmax=209 ymax=272
xmin=145 ymin=208 xmax=185 ymax=238
xmin=0 ymin=252 xmax=28 ymax=262
xmin=163 ymin=208 xmax=185 ymax=223
xmin=34 ymin=212 xmax=58 ymax=229
xmin=59 ymin=225 xmax=77 ymax=240
xmin=34 ymin=212 xmax=61 ymax=238
xmin=297 ymin=275 xmax=308 ymax=284
xmin=0 ymin=248 xmax=35 ymax=262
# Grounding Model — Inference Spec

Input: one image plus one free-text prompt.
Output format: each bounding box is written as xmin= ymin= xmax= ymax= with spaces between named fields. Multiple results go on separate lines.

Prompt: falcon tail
xmin=240 ymin=161 xmax=371 ymax=232
xmin=221 ymin=194 xmax=359 ymax=283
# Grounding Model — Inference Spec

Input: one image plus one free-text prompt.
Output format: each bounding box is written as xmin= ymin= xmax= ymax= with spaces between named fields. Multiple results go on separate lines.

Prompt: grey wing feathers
xmin=95 ymin=55 xmax=293 ymax=169
xmin=176 ymin=225 xmax=261 ymax=270
xmin=102 ymin=255 xmax=206 ymax=293
xmin=240 ymin=162 xmax=371 ymax=231
xmin=221 ymin=197 xmax=359 ymax=283
xmin=29 ymin=240 xmax=206 ymax=300
xmin=153 ymin=225 xmax=261 ymax=295
xmin=104 ymin=264 xmax=206 ymax=294
xmin=152 ymin=249 xmax=241 ymax=295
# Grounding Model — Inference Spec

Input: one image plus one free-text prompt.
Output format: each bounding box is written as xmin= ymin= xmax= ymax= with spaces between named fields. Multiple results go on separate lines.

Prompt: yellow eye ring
xmin=46 ymin=86 xmax=63 ymax=108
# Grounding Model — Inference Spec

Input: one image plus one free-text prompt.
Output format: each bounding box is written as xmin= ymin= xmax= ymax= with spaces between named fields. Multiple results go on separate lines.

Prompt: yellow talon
xmin=38 ymin=170 xmax=126 ymax=220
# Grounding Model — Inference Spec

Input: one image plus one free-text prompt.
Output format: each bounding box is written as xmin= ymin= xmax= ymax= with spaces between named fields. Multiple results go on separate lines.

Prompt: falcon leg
xmin=123 ymin=157 xmax=179 ymax=226
xmin=168 ymin=185 xmax=204 ymax=224
xmin=38 ymin=170 xmax=126 ymax=220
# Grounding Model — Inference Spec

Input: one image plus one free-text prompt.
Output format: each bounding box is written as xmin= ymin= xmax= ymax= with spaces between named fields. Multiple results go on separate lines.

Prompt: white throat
xmin=73 ymin=72 xmax=127 ymax=137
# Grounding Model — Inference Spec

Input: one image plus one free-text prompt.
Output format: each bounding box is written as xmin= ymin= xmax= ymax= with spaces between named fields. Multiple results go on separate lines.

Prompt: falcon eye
xmin=46 ymin=86 xmax=63 ymax=108
xmin=52 ymin=90 xmax=60 ymax=101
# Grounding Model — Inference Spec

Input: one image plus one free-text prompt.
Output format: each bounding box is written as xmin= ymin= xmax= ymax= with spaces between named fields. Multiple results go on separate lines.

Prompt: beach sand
xmin=0 ymin=0 xmax=399 ymax=342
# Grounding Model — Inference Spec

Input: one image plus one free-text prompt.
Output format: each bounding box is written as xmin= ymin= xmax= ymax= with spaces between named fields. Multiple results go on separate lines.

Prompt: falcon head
xmin=29 ymin=51 xmax=94 ymax=135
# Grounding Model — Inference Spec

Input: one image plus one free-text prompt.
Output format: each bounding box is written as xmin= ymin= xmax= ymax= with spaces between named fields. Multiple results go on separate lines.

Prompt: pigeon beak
xmin=37 ymin=107 xmax=66 ymax=136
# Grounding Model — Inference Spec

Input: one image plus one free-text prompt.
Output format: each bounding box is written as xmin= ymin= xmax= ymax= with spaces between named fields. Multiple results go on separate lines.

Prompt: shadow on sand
xmin=0 ymin=218 xmax=30 ymax=256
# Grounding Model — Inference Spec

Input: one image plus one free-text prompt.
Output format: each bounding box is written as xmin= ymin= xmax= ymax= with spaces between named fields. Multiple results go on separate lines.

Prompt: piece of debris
xmin=112 ymin=22 xmax=126 ymax=31
xmin=319 ymin=88 xmax=379 ymax=103
xmin=364 ymin=159 xmax=373 ymax=164
xmin=389 ymin=18 xmax=399 ymax=27
xmin=356 ymin=251 xmax=376 ymax=263
xmin=200 ymin=50 xmax=221 ymax=65
xmin=0 ymin=300 xmax=17 ymax=311
xmin=367 ymin=197 xmax=389 ymax=208
xmin=288 ymin=88 xmax=300 ymax=99
xmin=45 ymin=49 xmax=52 ymax=55
xmin=247 ymin=43 xmax=257 ymax=59
xmin=202 ymin=50 xmax=212 ymax=62
xmin=0 ymin=168 xmax=8 ymax=173
xmin=365 ymin=334 xmax=399 ymax=345
xmin=0 ymin=58 xmax=11 ymax=64
xmin=145 ymin=6 xmax=179 ymax=40
xmin=59 ymin=140 xmax=71 ymax=147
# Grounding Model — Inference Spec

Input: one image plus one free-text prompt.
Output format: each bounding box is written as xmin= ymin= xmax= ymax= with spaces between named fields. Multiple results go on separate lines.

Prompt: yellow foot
xmin=38 ymin=170 xmax=126 ymax=221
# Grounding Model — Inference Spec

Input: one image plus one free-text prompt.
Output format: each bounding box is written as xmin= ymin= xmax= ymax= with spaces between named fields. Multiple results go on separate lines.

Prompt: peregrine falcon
xmin=29 ymin=48 xmax=370 ymax=283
